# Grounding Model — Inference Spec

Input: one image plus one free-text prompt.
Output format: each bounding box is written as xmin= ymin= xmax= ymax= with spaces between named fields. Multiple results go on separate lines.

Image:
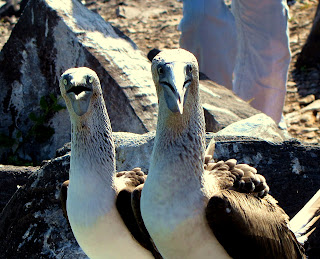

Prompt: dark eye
xmin=158 ymin=66 xmax=163 ymax=75
xmin=187 ymin=64 xmax=192 ymax=74
xmin=86 ymin=76 xmax=93 ymax=84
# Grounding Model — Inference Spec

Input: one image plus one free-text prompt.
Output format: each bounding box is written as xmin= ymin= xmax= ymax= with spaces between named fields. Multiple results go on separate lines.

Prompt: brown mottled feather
xmin=204 ymin=155 xmax=269 ymax=198
xmin=132 ymin=184 xmax=163 ymax=259
xmin=206 ymin=190 xmax=306 ymax=259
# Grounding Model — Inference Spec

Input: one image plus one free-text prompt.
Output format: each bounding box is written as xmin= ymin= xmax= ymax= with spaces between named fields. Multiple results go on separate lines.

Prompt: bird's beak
xmin=61 ymin=73 xmax=93 ymax=116
xmin=159 ymin=62 xmax=190 ymax=114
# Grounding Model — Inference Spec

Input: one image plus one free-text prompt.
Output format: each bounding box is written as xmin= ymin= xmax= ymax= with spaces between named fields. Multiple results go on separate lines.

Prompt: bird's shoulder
xmin=204 ymin=155 xmax=269 ymax=198
xmin=115 ymin=168 xmax=147 ymax=191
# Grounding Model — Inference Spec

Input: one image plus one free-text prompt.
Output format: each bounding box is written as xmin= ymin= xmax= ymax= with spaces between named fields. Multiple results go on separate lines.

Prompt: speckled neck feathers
xmin=70 ymin=94 xmax=115 ymax=183
xmin=151 ymin=94 xmax=205 ymax=181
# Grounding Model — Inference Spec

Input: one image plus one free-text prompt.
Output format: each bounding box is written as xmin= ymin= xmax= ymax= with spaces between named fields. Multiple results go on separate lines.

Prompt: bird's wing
xmin=115 ymin=169 xmax=162 ymax=259
xmin=205 ymin=156 xmax=269 ymax=198
xmin=205 ymin=190 xmax=306 ymax=259
xmin=290 ymin=189 xmax=320 ymax=244
xmin=59 ymin=180 xmax=69 ymax=222
xmin=132 ymin=184 xmax=163 ymax=259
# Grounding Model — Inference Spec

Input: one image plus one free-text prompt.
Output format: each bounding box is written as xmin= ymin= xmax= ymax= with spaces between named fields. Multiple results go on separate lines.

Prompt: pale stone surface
xmin=0 ymin=0 xmax=158 ymax=163
xmin=301 ymin=99 xmax=320 ymax=113
xmin=199 ymin=79 xmax=260 ymax=132
xmin=298 ymin=94 xmax=315 ymax=105
xmin=0 ymin=0 xmax=260 ymax=164
xmin=215 ymin=113 xmax=290 ymax=143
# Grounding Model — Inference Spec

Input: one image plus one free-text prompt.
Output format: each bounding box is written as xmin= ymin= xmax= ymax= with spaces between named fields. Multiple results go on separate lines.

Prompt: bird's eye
xmin=63 ymin=79 xmax=68 ymax=86
xmin=87 ymin=76 xmax=93 ymax=84
xmin=187 ymin=64 xmax=192 ymax=74
xmin=158 ymin=66 xmax=163 ymax=75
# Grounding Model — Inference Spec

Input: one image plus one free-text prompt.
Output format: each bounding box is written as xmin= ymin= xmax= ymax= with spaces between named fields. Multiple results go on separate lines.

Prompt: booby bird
xmin=140 ymin=49 xmax=308 ymax=259
xmin=59 ymin=67 xmax=161 ymax=259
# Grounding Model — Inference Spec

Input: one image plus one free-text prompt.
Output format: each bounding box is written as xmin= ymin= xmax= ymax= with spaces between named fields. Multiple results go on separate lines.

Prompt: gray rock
xmin=114 ymin=132 xmax=155 ymax=172
xmin=1 ymin=132 xmax=320 ymax=258
xmin=0 ymin=0 xmax=261 ymax=165
xmin=216 ymin=113 xmax=290 ymax=143
xmin=0 ymin=154 xmax=88 ymax=259
xmin=0 ymin=0 xmax=158 ymax=164
xmin=0 ymin=0 xmax=260 ymax=165
xmin=0 ymin=164 xmax=38 ymax=212
xmin=199 ymin=79 xmax=260 ymax=132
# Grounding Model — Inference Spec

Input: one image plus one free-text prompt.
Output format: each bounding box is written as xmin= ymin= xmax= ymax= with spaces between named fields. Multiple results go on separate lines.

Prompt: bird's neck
xmin=70 ymin=99 xmax=116 ymax=190
xmin=151 ymin=97 xmax=206 ymax=182
xmin=141 ymin=97 xmax=207 ymax=235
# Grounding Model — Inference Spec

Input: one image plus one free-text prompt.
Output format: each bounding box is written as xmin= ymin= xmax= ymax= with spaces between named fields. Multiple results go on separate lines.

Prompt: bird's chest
xmin=151 ymin=211 xmax=231 ymax=259
xmin=67 ymin=169 xmax=113 ymax=226
xmin=141 ymin=172 xmax=207 ymax=247
xmin=67 ymin=186 xmax=152 ymax=259
xmin=68 ymin=205 xmax=150 ymax=259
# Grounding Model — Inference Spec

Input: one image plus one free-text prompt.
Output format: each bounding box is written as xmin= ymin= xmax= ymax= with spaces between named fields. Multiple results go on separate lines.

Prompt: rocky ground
xmin=1 ymin=0 xmax=319 ymax=143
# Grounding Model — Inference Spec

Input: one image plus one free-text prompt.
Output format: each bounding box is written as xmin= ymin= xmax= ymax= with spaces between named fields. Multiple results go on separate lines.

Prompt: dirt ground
xmin=1 ymin=0 xmax=319 ymax=143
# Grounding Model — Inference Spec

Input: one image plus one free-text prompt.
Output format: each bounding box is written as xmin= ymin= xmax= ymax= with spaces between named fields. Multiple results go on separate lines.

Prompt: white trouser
xmin=179 ymin=0 xmax=291 ymax=123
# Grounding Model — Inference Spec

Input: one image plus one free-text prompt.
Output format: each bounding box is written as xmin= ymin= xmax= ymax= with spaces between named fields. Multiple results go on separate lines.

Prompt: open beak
xmin=62 ymin=74 xmax=93 ymax=116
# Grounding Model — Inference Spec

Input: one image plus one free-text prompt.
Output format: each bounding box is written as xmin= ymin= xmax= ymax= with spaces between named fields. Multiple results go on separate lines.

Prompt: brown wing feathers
xmin=203 ymin=155 xmax=306 ymax=258
xmin=115 ymin=168 xmax=162 ymax=258
xmin=132 ymin=184 xmax=163 ymax=259
xmin=206 ymin=190 xmax=306 ymax=259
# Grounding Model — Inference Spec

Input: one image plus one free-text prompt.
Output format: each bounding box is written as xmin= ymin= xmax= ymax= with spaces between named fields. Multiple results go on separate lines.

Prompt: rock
xmin=298 ymin=94 xmax=315 ymax=105
xmin=1 ymin=132 xmax=320 ymax=258
xmin=0 ymin=164 xmax=38 ymax=212
xmin=287 ymin=81 xmax=297 ymax=87
xmin=0 ymin=0 xmax=261 ymax=165
xmin=285 ymin=111 xmax=301 ymax=125
xmin=283 ymin=102 xmax=300 ymax=113
xmin=301 ymin=99 xmax=320 ymax=113
xmin=114 ymin=132 xmax=155 ymax=172
xmin=215 ymin=113 xmax=289 ymax=142
xmin=0 ymin=0 xmax=158 ymax=164
xmin=0 ymin=154 xmax=88 ymax=259
xmin=116 ymin=5 xmax=126 ymax=18
xmin=116 ymin=5 xmax=139 ymax=19
xmin=300 ymin=111 xmax=315 ymax=124
xmin=199 ymin=79 xmax=260 ymax=132
xmin=0 ymin=0 xmax=28 ymax=18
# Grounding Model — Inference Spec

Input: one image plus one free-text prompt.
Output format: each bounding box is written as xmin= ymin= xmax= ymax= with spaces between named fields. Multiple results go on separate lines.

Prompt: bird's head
xmin=59 ymin=67 xmax=102 ymax=118
xmin=151 ymin=49 xmax=199 ymax=116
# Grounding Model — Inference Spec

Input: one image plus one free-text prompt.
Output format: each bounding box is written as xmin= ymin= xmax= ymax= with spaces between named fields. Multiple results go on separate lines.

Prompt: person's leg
xmin=179 ymin=0 xmax=237 ymax=90
xmin=231 ymin=0 xmax=291 ymax=123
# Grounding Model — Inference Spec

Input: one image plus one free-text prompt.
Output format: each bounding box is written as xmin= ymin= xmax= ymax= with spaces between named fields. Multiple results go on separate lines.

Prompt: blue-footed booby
xmin=140 ymin=49 xmax=315 ymax=259
xmin=59 ymin=67 xmax=161 ymax=259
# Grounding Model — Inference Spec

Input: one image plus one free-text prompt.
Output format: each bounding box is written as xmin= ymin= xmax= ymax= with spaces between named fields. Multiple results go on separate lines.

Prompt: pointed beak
xmin=178 ymin=99 xmax=183 ymax=114
xmin=159 ymin=62 xmax=190 ymax=114
xmin=176 ymin=94 xmax=184 ymax=115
